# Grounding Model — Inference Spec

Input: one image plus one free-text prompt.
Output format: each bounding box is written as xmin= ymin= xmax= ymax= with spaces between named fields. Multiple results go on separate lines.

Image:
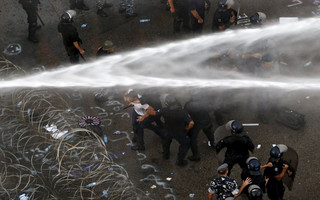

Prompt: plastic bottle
xmin=140 ymin=19 xmax=151 ymax=23
xmin=102 ymin=190 xmax=108 ymax=199
xmin=19 ymin=194 xmax=29 ymax=200
xmin=103 ymin=134 xmax=108 ymax=143
xmin=86 ymin=182 xmax=97 ymax=188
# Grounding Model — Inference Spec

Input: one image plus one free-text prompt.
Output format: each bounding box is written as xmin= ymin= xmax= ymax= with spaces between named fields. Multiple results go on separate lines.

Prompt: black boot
xmin=28 ymin=23 xmax=38 ymax=43
xmin=188 ymin=154 xmax=201 ymax=161
xmin=175 ymin=159 xmax=188 ymax=166
xmin=97 ymin=9 xmax=108 ymax=17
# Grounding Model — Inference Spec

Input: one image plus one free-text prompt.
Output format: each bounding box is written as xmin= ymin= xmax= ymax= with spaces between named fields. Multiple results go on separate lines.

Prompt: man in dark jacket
xmin=216 ymin=120 xmax=256 ymax=175
xmin=157 ymin=95 xmax=194 ymax=166
xmin=184 ymin=95 xmax=215 ymax=161
xmin=58 ymin=11 xmax=85 ymax=64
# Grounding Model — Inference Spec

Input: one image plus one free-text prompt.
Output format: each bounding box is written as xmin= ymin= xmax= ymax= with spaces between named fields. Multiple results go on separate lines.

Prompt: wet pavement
xmin=1 ymin=0 xmax=320 ymax=199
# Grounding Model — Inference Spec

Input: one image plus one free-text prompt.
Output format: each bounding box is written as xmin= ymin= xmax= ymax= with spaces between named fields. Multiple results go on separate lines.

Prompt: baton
xmin=80 ymin=53 xmax=86 ymax=62
xmin=242 ymin=123 xmax=259 ymax=127
xmin=36 ymin=12 xmax=45 ymax=26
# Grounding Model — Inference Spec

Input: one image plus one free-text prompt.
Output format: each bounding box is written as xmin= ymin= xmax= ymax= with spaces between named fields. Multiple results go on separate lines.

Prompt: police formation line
xmin=124 ymin=89 xmax=296 ymax=200
xmin=19 ymin=0 xmax=266 ymax=63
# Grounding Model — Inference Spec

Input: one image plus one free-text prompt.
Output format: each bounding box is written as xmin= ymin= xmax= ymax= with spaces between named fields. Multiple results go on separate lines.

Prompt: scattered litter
xmin=17 ymin=101 xmax=22 ymax=107
xmin=102 ymin=190 xmax=108 ymax=199
xmin=189 ymin=193 xmax=195 ymax=198
xmin=85 ymin=182 xmax=97 ymax=188
xmin=113 ymin=130 xmax=121 ymax=135
xmin=103 ymin=134 xmax=108 ymax=143
xmin=208 ymin=141 xmax=211 ymax=146
xmin=287 ymin=0 xmax=303 ymax=7
xmin=306 ymin=96 xmax=310 ymax=99
xmin=122 ymin=152 xmax=125 ymax=155
xmin=19 ymin=193 xmax=29 ymax=200
xmin=140 ymin=19 xmax=151 ymax=23
xmin=170 ymin=172 xmax=174 ymax=175
xmin=303 ymin=61 xmax=312 ymax=68
xmin=94 ymin=154 xmax=98 ymax=160
xmin=257 ymin=144 xmax=261 ymax=149
xmin=3 ymin=43 xmax=22 ymax=56
xmin=166 ymin=177 xmax=172 ymax=181
xmin=44 ymin=124 xmax=69 ymax=139
xmin=81 ymin=24 xmax=87 ymax=28
xmin=150 ymin=185 xmax=157 ymax=189
xmin=108 ymin=167 xmax=114 ymax=171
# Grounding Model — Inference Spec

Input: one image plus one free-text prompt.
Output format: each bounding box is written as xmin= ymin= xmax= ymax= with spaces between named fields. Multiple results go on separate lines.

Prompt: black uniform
xmin=158 ymin=104 xmax=191 ymax=164
xmin=189 ymin=0 xmax=206 ymax=34
xmin=171 ymin=0 xmax=190 ymax=34
xmin=241 ymin=171 xmax=266 ymax=197
xmin=212 ymin=7 xmax=237 ymax=31
xmin=184 ymin=98 xmax=215 ymax=158
xmin=58 ymin=22 xmax=82 ymax=64
xmin=264 ymin=158 xmax=285 ymax=200
xmin=19 ymin=0 xmax=40 ymax=42
xmin=216 ymin=133 xmax=255 ymax=175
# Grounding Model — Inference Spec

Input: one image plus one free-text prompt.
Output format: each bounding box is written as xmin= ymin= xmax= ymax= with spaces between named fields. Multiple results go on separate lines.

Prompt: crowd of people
xmin=123 ymin=89 xmax=294 ymax=200
xmin=19 ymin=0 xmax=268 ymax=63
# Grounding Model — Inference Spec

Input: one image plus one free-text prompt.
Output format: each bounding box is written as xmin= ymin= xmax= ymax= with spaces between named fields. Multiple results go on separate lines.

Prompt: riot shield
xmin=281 ymin=146 xmax=298 ymax=191
xmin=214 ymin=125 xmax=231 ymax=164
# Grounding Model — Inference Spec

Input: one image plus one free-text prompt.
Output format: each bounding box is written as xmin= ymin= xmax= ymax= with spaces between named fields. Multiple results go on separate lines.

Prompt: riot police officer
xmin=241 ymin=157 xmax=267 ymax=198
xmin=184 ymin=95 xmax=215 ymax=161
xmin=248 ymin=185 xmax=264 ymax=200
xmin=264 ymin=145 xmax=290 ymax=200
xmin=216 ymin=120 xmax=256 ymax=175
xmin=19 ymin=0 xmax=41 ymax=43
xmin=158 ymin=95 xmax=194 ymax=166
xmin=168 ymin=0 xmax=190 ymax=34
xmin=58 ymin=10 xmax=85 ymax=64
xmin=212 ymin=0 xmax=237 ymax=31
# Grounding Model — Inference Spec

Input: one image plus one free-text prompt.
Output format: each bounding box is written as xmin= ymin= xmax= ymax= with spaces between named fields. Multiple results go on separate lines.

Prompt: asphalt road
xmin=1 ymin=0 xmax=320 ymax=199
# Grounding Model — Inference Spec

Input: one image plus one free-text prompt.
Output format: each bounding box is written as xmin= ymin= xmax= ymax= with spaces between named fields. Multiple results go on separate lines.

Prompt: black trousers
xmin=172 ymin=7 xmax=190 ymax=33
xmin=188 ymin=121 xmax=214 ymax=155
xmin=224 ymin=154 xmax=248 ymax=176
xmin=191 ymin=17 xmax=204 ymax=34
xmin=132 ymin=111 xmax=164 ymax=148
xmin=64 ymin=46 xmax=80 ymax=64
xmin=163 ymin=130 xmax=190 ymax=162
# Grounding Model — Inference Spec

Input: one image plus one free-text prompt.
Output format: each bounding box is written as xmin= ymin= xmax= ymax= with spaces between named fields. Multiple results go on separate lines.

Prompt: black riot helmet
xmin=60 ymin=10 xmax=76 ymax=23
xmin=248 ymin=185 xmax=263 ymax=200
xmin=270 ymin=144 xmax=288 ymax=159
xmin=226 ymin=120 xmax=243 ymax=134
xmin=250 ymin=12 xmax=267 ymax=24
xmin=218 ymin=0 xmax=234 ymax=8
xmin=164 ymin=95 xmax=178 ymax=107
xmin=61 ymin=12 xmax=72 ymax=23
xmin=246 ymin=157 xmax=261 ymax=174
xmin=270 ymin=146 xmax=281 ymax=158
